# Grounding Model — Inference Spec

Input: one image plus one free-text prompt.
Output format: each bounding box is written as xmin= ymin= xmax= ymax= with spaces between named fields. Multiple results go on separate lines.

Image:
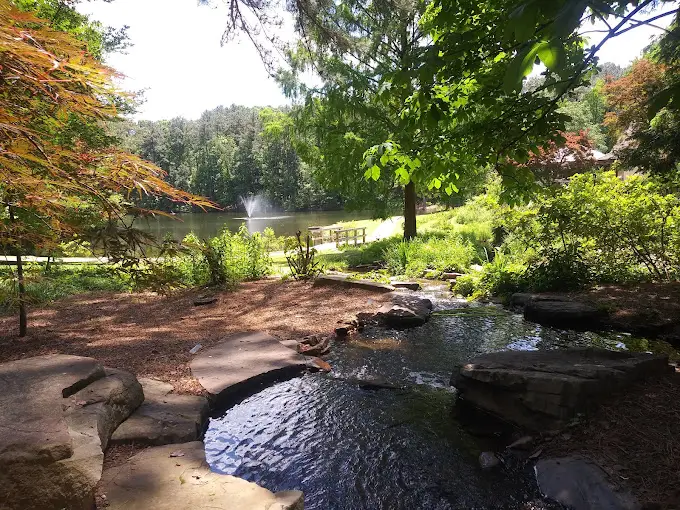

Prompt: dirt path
xmin=0 ymin=280 xmax=388 ymax=393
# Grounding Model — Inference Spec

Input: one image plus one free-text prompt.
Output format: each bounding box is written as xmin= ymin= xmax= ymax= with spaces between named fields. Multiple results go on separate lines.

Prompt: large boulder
xmin=100 ymin=441 xmax=304 ymax=510
xmin=110 ymin=378 xmax=209 ymax=446
xmin=0 ymin=355 xmax=143 ymax=510
xmin=524 ymin=298 xmax=607 ymax=330
xmin=454 ymin=348 xmax=668 ymax=431
xmin=375 ymin=292 xmax=433 ymax=328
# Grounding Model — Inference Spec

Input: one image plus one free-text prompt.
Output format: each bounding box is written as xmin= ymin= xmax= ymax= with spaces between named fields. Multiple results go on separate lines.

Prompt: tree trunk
xmin=403 ymin=181 xmax=417 ymax=240
xmin=8 ymin=206 xmax=27 ymax=337
xmin=16 ymin=251 xmax=27 ymax=337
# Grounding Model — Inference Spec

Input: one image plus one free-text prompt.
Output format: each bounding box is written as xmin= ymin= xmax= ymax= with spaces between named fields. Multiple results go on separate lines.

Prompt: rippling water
xmin=205 ymin=290 xmax=672 ymax=510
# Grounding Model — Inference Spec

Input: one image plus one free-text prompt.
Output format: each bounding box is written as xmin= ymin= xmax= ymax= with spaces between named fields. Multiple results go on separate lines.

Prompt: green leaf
xmin=536 ymin=42 xmax=561 ymax=71
xmin=370 ymin=165 xmax=381 ymax=181
xmin=647 ymin=86 xmax=676 ymax=120
xmin=503 ymin=45 xmax=540 ymax=93
xmin=380 ymin=153 xmax=389 ymax=166
xmin=395 ymin=166 xmax=409 ymax=183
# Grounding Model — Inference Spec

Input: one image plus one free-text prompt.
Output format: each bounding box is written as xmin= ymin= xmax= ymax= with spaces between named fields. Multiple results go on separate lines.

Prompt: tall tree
xmin=279 ymin=0 xmax=434 ymax=238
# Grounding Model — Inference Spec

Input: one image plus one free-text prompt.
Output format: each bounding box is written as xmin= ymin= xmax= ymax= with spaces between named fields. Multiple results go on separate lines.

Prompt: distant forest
xmin=111 ymin=105 xmax=343 ymax=213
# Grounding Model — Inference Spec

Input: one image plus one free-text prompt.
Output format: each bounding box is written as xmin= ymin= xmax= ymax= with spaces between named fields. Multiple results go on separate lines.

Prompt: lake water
xmin=135 ymin=211 xmax=370 ymax=241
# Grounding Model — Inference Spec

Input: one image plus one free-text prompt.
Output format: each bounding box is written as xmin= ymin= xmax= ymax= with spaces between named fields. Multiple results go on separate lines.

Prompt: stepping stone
xmin=524 ymin=298 xmax=606 ymax=330
xmin=100 ymin=441 xmax=303 ymax=510
xmin=190 ymin=332 xmax=307 ymax=404
xmin=535 ymin=457 xmax=638 ymax=510
xmin=0 ymin=356 xmax=143 ymax=510
xmin=110 ymin=378 xmax=209 ymax=446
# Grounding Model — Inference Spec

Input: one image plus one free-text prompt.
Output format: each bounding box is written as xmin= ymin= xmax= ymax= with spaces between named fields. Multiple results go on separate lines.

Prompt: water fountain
xmin=240 ymin=195 xmax=261 ymax=218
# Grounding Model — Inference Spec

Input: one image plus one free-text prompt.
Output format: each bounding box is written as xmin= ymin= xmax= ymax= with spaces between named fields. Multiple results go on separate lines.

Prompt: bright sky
xmin=80 ymin=1 xmax=677 ymax=121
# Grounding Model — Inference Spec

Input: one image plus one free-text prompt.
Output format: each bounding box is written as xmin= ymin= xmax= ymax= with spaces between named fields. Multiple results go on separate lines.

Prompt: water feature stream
xmin=204 ymin=287 xmax=669 ymax=509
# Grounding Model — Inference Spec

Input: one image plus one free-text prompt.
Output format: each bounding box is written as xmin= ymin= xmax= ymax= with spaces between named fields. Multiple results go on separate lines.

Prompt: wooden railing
xmin=307 ymin=226 xmax=367 ymax=247
xmin=308 ymin=226 xmax=341 ymax=246
xmin=333 ymin=227 xmax=367 ymax=247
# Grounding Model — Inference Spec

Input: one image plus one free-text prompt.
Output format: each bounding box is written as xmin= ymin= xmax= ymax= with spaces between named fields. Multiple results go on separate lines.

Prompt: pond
xmin=135 ymin=210 xmax=371 ymax=241
xmin=204 ymin=287 xmax=673 ymax=510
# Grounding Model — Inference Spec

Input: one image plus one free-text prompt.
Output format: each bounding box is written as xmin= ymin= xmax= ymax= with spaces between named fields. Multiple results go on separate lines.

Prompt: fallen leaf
xmin=529 ymin=448 xmax=543 ymax=459
xmin=169 ymin=450 xmax=185 ymax=458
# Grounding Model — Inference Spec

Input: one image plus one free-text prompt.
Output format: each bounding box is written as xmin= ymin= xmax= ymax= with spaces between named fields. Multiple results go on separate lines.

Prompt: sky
xmin=80 ymin=0 xmax=677 ymax=121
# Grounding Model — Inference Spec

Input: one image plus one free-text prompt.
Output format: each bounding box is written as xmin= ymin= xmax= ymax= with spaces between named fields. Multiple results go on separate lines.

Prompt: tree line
xmin=111 ymin=106 xmax=343 ymax=212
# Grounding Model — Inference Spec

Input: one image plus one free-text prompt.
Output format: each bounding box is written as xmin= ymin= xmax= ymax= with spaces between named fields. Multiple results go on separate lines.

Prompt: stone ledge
xmin=454 ymin=348 xmax=669 ymax=431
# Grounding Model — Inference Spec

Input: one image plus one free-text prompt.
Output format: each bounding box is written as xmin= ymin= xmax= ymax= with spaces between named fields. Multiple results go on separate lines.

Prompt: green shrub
xmin=504 ymin=171 xmax=680 ymax=289
xmin=284 ymin=231 xmax=322 ymax=280
xmin=172 ymin=225 xmax=273 ymax=288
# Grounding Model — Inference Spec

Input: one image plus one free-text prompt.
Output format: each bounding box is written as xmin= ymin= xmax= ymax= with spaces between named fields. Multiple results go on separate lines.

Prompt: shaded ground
xmin=546 ymin=370 xmax=680 ymax=509
xmin=570 ymin=282 xmax=680 ymax=338
xmin=0 ymin=279 xmax=387 ymax=394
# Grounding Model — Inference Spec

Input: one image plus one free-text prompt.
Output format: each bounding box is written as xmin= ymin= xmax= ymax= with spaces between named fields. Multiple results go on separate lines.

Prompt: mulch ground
xmin=546 ymin=371 xmax=680 ymax=509
xmin=571 ymin=282 xmax=680 ymax=333
xmin=0 ymin=279 xmax=388 ymax=394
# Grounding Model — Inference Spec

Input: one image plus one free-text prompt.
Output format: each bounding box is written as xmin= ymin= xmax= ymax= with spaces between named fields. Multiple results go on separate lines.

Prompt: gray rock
xmin=509 ymin=292 xmax=539 ymax=310
xmin=193 ymin=296 xmax=217 ymax=306
xmin=535 ymin=457 xmax=639 ymax=510
xmin=100 ymin=441 xmax=304 ymax=510
xmin=190 ymin=332 xmax=308 ymax=404
xmin=479 ymin=451 xmax=500 ymax=469
xmin=376 ymin=292 xmax=433 ymax=328
xmin=441 ymin=272 xmax=463 ymax=281
xmin=313 ymin=274 xmax=395 ymax=292
xmin=0 ymin=356 xmax=142 ymax=510
xmin=110 ymin=378 xmax=209 ymax=446
xmin=392 ymin=281 xmax=421 ymax=291
xmin=454 ymin=348 xmax=668 ymax=431
xmin=524 ymin=299 xmax=607 ymax=330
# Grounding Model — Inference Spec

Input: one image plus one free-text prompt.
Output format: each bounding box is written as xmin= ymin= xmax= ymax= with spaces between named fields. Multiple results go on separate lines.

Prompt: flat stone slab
xmin=100 ymin=441 xmax=303 ymax=510
xmin=314 ymin=274 xmax=395 ymax=292
xmin=455 ymin=348 xmax=668 ymax=430
xmin=190 ymin=332 xmax=307 ymax=403
xmin=536 ymin=457 xmax=638 ymax=510
xmin=0 ymin=356 xmax=142 ymax=510
xmin=110 ymin=378 xmax=209 ymax=446
xmin=391 ymin=281 xmax=421 ymax=291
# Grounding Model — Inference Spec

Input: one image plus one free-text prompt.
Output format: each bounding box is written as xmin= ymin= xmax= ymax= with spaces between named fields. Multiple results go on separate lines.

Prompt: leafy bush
xmin=173 ymin=225 xmax=274 ymax=288
xmin=506 ymin=171 xmax=680 ymax=287
xmin=453 ymin=251 xmax=526 ymax=299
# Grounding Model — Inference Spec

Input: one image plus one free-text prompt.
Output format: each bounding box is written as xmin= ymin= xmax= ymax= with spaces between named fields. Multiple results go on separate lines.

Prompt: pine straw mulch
xmin=570 ymin=282 xmax=680 ymax=334
xmin=0 ymin=279 xmax=389 ymax=394
xmin=546 ymin=370 xmax=680 ymax=510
